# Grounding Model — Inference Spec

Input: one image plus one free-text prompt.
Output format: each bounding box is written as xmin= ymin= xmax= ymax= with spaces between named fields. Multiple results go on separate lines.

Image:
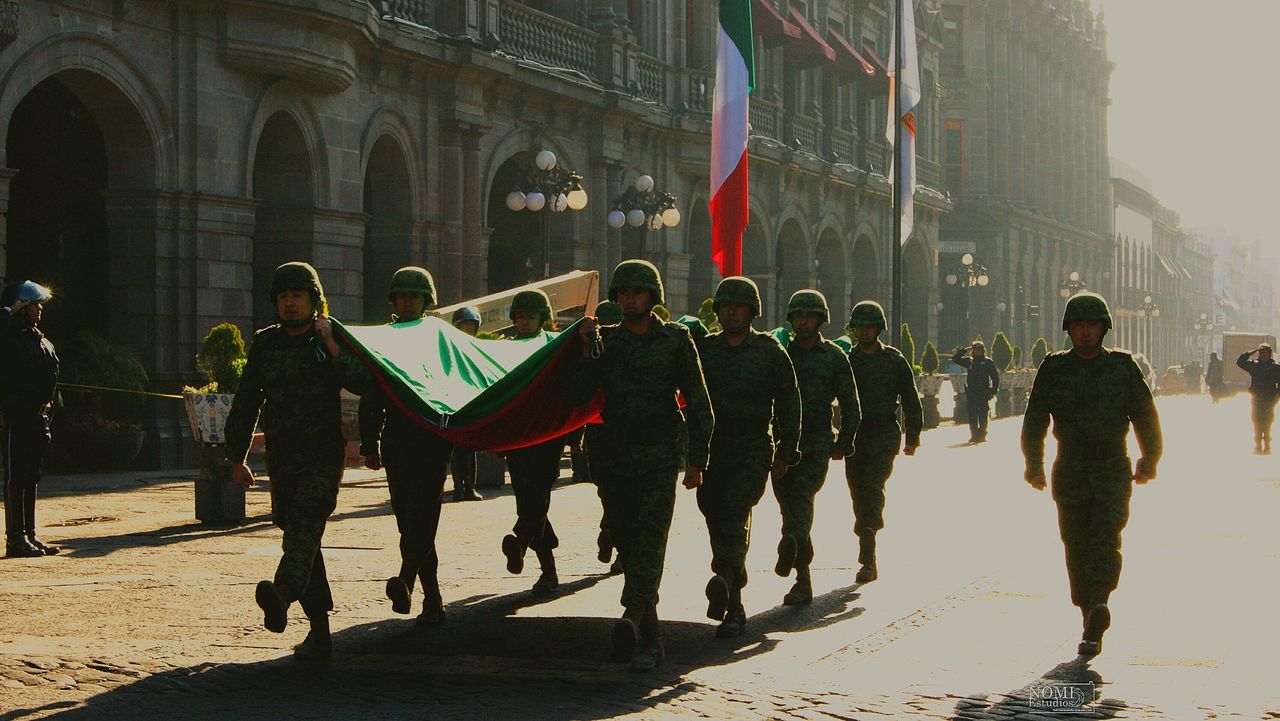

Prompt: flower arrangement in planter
xmin=50 ymin=330 xmax=150 ymax=471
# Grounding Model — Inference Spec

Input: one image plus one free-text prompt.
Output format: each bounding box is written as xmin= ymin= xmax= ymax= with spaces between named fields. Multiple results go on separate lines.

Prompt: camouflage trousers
xmin=844 ymin=448 xmax=898 ymax=536
xmin=1250 ymin=392 xmax=1278 ymax=443
xmin=771 ymin=449 xmax=833 ymax=568
xmin=384 ymin=439 xmax=452 ymax=606
xmin=698 ymin=447 xmax=771 ymax=588
xmin=598 ymin=465 xmax=678 ymax=609
xmin=506 ymin=438 xmax=564 ymax=553
xmin=265 ymin=442 xmax=345 ymax=620
xmin=1052 ymin=456 xmax=1133 ymax=609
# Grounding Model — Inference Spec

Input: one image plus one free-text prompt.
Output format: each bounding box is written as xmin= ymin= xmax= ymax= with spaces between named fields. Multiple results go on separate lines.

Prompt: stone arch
xmin=359 ymin=106 xmax=426 ymax=220
xmin=741 ymin=210 xmax=773 ymax=322
xmin=251 ymin=111 xmax=319 ymax=330
xmin=485 ymin=150 xmax=540 ymax=292
xmin=774 ymin=218 xmax=812 ymax=328
xmin=363 ymin=134 xmax=418 ymax=321
xmin=481 ymin=128 xmax=580 ymax=224
xmin=685 ymin=195 xmax=715 ymax=309
xmin=902 ymin=237 xmax=931 ymax=359
xmin=850 ymin=232 xmax=881 ymax=314
xmin=815 ymin=226 xmax=849 ymax=326
xmin=243 ymin=83 xmax=331 ymax=207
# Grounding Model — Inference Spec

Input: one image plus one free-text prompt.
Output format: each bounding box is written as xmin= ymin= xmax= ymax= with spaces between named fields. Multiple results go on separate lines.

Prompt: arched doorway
xmin=902 ymin=239 xmax=930 ymax=362
xmin=486 ymin=152 xmax=539 ymax=293
xmin=815 ymin=229 xmax=847 ymax=329
xmin=742 ymin=213 xmax=772 ymax=324
xmin=774 ymin=219 xmax=810 ymax=329
xmin=363 ymin=135 xmax=415 ymax=321
xmin=686 ymin=199 xmax=715 ymax=309
xmin=252 ymin=112 xmax=315 ymax=331
xmin=850 ymin=235 xmax=880 ymax=324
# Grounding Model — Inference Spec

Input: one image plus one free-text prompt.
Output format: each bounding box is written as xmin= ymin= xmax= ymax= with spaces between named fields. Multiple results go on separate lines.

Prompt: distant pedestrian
xmin=1021 ymin=292 xmax=1161 ymax=657
xmin=952 ymin=342 xmax=1000 ymax=443
xmin=1205 ymin=352 xmax=1224 ymax=403
xmin=1 ymin=281 xmax=59 ymax=558
xmin=1236 ymin=344 xmax=1280 ymax=454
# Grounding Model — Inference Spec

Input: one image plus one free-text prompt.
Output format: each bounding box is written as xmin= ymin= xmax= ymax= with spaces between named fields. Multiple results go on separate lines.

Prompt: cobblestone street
xmin=2 ymin=394 xmax=1278 ymax=720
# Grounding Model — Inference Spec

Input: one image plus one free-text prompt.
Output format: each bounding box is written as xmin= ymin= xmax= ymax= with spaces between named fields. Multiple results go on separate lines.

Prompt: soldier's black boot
xmin=630 ymin=605 xmax=664 ymax=672
xmin=704 ymin=573 xmax=731 ymax=621
xmin=775 ymin=534 xmax=798 ymax=577
xmin=531 ymin=547 xmax=559 ymax=595
xmin=255 ymin=580 xmax=289 ymax=633
xmin=1078 ymin=604 xmax=1110 ymax=657
xmin=293 ymin=614 xmax=332 ymax=663
xmin=458 ymin=475 xmax=483 ymax=502
xmin=5 ymin=484 xmax=41 ymax=558
xmin=501 ymin=534 xmax=525 ymax=574
xmin=597 ymin=529 xmax=613 ymax=564
xmin=716 ymin=585 xmax=746 ymax=638
xmin=609 ymin=551 xmax=625 ymax=575
xmin=611 ymin=603 xmax=645 ymax=662
xmin=22 ymin=487 xmax=58 ymax=555
xmin=855 ymin=531 xmax=878 ymax=583
xmin=784 ymin=565 xmax=813 ymax=605
xmin=385 ymin=576 xmax=412 ymax=615
xmin=416 ymin=589 xmax=446 ymax=628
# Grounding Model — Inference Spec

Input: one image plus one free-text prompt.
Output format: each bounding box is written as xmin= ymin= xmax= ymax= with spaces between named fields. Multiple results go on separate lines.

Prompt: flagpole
xmin=891 ymin=0 xmax=904 ymax=343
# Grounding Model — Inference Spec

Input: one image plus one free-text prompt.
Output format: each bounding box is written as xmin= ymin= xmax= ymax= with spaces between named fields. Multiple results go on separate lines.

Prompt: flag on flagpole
xmin=710 ymin=0 xmax=755 ymax=277
xmin=886 ymin=0 xmax=921 ymax=245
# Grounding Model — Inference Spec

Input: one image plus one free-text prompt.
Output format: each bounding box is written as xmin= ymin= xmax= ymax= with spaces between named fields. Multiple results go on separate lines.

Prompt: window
xmin=945 ymin=119 xmax=964 ymax=195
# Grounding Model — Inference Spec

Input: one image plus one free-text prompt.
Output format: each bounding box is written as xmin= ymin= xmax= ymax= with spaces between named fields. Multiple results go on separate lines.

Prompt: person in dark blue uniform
xmin=1 ymin=281 xmax=60 ymax=558
xmin=952 ymin=342 xmax=1001 ymax=443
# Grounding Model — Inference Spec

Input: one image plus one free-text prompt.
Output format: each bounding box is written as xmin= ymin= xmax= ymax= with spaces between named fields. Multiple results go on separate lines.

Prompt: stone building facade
xmin=0 ymin=0 xmax=949 ymax=465
xmin=936 ymin=0 xmax=1112 ymax=355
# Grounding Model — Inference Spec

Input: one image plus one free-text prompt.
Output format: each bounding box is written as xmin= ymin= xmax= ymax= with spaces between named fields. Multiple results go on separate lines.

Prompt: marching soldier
xmin=1235 ymin=344 xmax=1280 ymax=453
xmin=0 ymin=281 xmax=59 ymax=558
xmin=845 ymin=301 xmax=922 ymax=584
xmin=360 ymin=267 xmax=454 ymax=627
xmin=449 ymin=306 xmax=483 ymax=501
xmin=584 ymin=300 xmax=624 ymax=570
xmin=1022 ymin=292 xmax=1162 ymax=657
xmin=500 ymin=289 xmax=566 ymax=595
xmin=570 ymin=260 xmax=713 ymax=671
xmin=227 ymin=262 xmax=371 ymax=662
xmin=772 ymin=290 xmax=859 ymax=605
xmin=952 ymin=341 xmax=1001 ymax=443
xmin=698 ymin=277 xmax=801 ymax=637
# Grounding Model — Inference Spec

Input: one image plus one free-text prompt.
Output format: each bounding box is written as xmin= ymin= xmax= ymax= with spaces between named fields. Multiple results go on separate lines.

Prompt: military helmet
xmin=452 ymin=306 xmax=481 ymax=324
xmin=1061 ymin=292 xmax=1112 ymax=331
xmin=608 ymin=260 xmax=665 ymax=307
xmin=848 ymin=300 xmax=887 ymax=330
xmin=595 ymin=300 xmax=624 ymax=325
xmin=270 ymin=261 xmax=328 ymax=314
xmin=1261 ymin=343 xmax=1274 ymax=352
xmin=387 ymin=266 xmax=437 ymax=306
xmin=786 ymin=290 xmax=830 ymax=324
xmin=971 ymin=340 xmax=986 ymax=350
xmin=509 ymin=289 xmax=553 ymax=322
xmin=713 ymin=276 xmax=762 ymax=317
xmin=0 ymin=281 xmax=52 ymax=308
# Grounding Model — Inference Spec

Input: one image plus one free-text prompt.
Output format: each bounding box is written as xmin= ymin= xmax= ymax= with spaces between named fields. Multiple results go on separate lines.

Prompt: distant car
xmin=1161 ymin=365 xmax=1190 ymax=394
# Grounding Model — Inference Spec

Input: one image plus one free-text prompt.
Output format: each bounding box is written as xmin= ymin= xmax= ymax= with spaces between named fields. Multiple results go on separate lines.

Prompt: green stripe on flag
xmin=720 ymin=0 xmax=755 ymax=92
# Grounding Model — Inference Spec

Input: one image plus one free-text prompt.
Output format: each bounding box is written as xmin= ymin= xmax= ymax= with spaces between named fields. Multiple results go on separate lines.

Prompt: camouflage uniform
xmin=359 ymin=267 xmax=453 ymax=625
xmin=1021 ymin=292 xmax=1162 ymax=655
xmin=845 ymin=301 xmax=923 ymax=583
xmin=1235 ymin=348 xmax=1280 ymax=452
xmin=501 ymin=289 xmax=566 ymax=594
xmin=771 ymin=291 xmax=859 ymax=604
xmin=570 ymin=260 xmax=713 ymax=671
xmin=225 ymin=263 xmax=371 ymax=632
xmin=699 ymin=277 xmax=801 ymax=634
xmin=585 ymin=300 xmax=624 ymax=567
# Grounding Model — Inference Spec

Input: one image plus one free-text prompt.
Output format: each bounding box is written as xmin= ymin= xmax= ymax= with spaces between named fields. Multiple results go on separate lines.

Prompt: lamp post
xmin=607 ymin=174 xmax=680 ymax=261
xmin=1193 ymin=312 xmax=1214 ymax=357
xmin=504 ymin=149 xmax=589 ymax=280
xmin=1139 ymin=294 xmax=1161 ymax=364
xmin=1058 ymin=270 xmax=1087 ymax=299
xmin=944 ymin=252 xmax=990 ymax=345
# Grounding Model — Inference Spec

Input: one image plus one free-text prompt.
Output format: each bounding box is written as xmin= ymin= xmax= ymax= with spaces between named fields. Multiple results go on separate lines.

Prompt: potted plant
xmin=919 ymin=340 xmax=944 ymax=428
xmin=992 ymin=331 xmax=1015 ymax=417
xmin=50 ymin=331 xmax=150 ymax=472
xmin=183 ymin=323 xmax=247 ymax=524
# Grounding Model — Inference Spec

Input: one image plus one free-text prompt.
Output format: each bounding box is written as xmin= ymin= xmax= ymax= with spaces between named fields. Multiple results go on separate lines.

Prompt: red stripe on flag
xmin=710 ymin=150 xmax=749 ymax=277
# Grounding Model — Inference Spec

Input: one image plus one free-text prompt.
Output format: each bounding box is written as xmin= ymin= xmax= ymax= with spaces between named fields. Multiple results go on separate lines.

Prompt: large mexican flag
xmin=710 ymin=0 xmax=755 ymax=278
xmin=334 ymin=317 xmax=602 ymax=451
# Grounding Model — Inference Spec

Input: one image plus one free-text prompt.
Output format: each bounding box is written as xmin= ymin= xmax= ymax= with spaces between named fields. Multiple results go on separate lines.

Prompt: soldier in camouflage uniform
xmin=586 ymin=300 xmax=624 ymax=570
xmin=845 ymin=301 xmax=922 ymax=584
xmin=699 ymin=277 xmax=801 ymax=637
xmin=772 ymin=290 xmax=860 ymax=605
xmin=1235 ymin=343 xmax=1280 ymax=453
xmin=1022 ymin=292 xmax=1161 ymax=657
xmin=359 ymin=267 xmax=454 ymax=627
xmin=227 ymin=262 xmax=371 ymax=662
xmin=570 ymin=260 xmax=713 ymax=672
xmin=500 ymin=289 xmax=568 ymax=595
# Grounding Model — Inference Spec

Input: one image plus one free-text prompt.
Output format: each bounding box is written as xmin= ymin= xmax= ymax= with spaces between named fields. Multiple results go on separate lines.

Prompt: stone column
xmin=311 ymin=207 xmax=372 ymax=322
xmin=0 ymin=167 xmax=14 ymax=281
xmin=460 ymin=124 xmax=488 ymax=300
xmin=437 ymin=122 xmax=466 ymax=302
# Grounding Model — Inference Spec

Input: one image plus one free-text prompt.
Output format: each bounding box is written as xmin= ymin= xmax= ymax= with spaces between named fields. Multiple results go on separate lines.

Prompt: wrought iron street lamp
xmin=944 ymin=253 xmax=990 ymax=289
xmin=504 ymin=150 xmax=588 ymax=279
xmin=1058 ymin=271 xmax=1087 ymax=299
xmin=607 ymin=175 xmax=681 ymax=231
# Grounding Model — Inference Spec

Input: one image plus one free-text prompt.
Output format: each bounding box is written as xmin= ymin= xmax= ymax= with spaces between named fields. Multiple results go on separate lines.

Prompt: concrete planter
xmin=948 ymin=373 xmax=969 ymax=423
xmin=194 ymin=443 xmax=245 ymax=525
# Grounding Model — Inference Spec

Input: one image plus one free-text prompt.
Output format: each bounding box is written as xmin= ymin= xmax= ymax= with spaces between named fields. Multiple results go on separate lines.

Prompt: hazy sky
xmin=1105 ymin=1 xmax=1276 ymax=242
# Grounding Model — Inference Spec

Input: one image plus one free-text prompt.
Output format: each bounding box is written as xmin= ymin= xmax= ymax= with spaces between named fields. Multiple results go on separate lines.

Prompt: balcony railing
xmin=683 ymin=70 xmax=713 ymax=114
xmin=788 ymin=113 xmax=822 ymax=157
xmin=918 ymin=158 xmax=943 ymax=192
xmin=635 ymin=53 xmax=667 ymax=104
xmin=499 ymin=1 xmax=598 ymax=82
xmin=831 ymin=127 xmax=857 ymax=163
xmin=749 ymin=98 xmax=782 ymax=142
xmin=377 ymin=0 xmax=432 ymax=26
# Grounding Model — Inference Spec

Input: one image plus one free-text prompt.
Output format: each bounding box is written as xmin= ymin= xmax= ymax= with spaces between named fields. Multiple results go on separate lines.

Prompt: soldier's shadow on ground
xmin=948 ymin=656 xmax=1137 ymax=720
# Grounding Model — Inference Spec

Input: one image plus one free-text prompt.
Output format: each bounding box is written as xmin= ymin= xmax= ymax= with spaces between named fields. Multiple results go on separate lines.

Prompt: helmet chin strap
xmin=281 ymin=312 xmax=316 ymax=329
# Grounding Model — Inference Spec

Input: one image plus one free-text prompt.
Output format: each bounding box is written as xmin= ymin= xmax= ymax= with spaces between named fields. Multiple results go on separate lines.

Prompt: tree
xmin=921 ymin=340 xmax=940 ymax=374
xmin=898 ymin=322 xmax=916 ymax=369
xmin=1012 ymin=344 xmax=1024 ymax=369
xmin=1031 ymin=337 xmax=1049 ymax=368
xmin=696 ymin=298 xmax=721 ymax=333
xmin=192 ymin=323 xmax=247 ymax=394
xmin=992 ymin=331 xmax=1014 ymax=371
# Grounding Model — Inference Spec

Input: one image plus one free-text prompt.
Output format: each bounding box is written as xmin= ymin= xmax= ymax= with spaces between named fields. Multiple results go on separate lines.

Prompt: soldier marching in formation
xmin=226 ymin=262 xmax=371 ymax=662
xmin=571 ymin=260 xmax=713 ymax=671
xmin=697 ymin=277 xmax=801 ymax=637
xmin=771 ymin=290 xmax=859 ymax=605
xmin=360 ymin=267 xmax=454 ymax=627
xmin=1235 ymin=343 xmax=1280 ymax=453
xmin=1021 ymin=292 xmax=1162 ymax=657
xmin=584 ymin=299 xmax=624 ymax=572
xmin=844 ymin=301 xmax=922 ymax=584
